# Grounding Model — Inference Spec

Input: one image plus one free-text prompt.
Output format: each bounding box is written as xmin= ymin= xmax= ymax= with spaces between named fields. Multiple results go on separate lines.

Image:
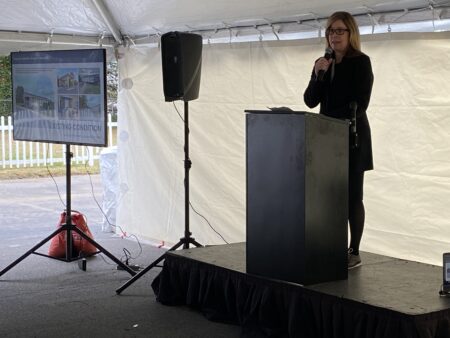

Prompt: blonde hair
xmin=325 ymin=12 xmax=361 ymax=54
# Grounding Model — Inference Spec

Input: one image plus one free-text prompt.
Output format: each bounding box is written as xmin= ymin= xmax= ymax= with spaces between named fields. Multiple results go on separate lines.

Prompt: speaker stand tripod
xmin=0 ymin=144 xmax=136 ymax=278
xmin=116 ymin=101 xmax=202 ymax=294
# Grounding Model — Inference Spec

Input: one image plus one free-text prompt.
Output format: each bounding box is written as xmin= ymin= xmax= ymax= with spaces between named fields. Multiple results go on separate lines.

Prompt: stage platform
xmin=152 ymin=243 xmax=450 ymax=337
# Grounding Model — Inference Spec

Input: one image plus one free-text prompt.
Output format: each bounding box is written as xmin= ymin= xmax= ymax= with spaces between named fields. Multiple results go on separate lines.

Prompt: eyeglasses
xmin=326 ymin=28 xmax=350 ymax=35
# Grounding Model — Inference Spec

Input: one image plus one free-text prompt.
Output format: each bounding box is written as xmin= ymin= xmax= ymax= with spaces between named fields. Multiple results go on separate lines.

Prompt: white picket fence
xmin=0 ymin=114 xmax=117 ymax=169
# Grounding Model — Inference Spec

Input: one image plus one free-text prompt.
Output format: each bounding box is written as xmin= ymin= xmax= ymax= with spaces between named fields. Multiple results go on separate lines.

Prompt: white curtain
xmin=116 ymin=32 xmax=450 ymax=265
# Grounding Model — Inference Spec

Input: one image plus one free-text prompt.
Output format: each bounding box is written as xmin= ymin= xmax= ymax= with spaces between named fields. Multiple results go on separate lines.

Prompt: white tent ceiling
xmin=0 ymin=0 xmax=449 ymax=55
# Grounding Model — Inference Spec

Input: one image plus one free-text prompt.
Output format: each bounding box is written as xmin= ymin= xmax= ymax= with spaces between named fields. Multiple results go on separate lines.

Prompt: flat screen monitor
xmin=11 ymin=48 xmax=107 ymax=146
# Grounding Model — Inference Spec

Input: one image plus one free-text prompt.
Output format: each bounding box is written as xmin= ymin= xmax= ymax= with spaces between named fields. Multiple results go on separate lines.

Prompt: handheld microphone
xmin=349 ymin=101 xmax=358 ymax=148
xmin=317 ymin=47 xmax=333 ymax=81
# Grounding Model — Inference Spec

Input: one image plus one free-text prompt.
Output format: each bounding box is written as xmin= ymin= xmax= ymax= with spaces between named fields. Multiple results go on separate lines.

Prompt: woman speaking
xmin=303 ymin=11 xmax=374 ymax=269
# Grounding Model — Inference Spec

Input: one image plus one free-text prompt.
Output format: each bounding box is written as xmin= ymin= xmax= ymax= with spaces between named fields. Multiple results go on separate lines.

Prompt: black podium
xmin=246 ymin=110 xmax=348 ymax=285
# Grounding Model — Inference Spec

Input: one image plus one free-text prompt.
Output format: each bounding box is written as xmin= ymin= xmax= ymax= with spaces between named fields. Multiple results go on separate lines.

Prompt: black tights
xmin=348 ymin=171 xmax=365 ymax=254
xmin=349 ymin=199 xmax=365 ymax=254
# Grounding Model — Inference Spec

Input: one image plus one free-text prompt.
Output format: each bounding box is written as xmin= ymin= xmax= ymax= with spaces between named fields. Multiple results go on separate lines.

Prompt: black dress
xmin=303 ymin=51 xmax=374 ymax=173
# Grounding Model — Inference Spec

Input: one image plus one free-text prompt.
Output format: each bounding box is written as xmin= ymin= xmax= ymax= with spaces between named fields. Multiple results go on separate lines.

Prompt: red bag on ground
xmin=48 ymin=211 xmax=97 ymax=258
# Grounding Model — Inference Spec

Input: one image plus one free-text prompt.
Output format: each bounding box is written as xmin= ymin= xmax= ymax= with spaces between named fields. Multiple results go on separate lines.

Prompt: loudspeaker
xmin=161 ymin=31 xmax=202 ymax=102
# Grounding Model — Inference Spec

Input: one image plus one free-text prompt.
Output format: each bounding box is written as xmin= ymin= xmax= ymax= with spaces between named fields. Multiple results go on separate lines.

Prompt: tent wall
xmin=116 ymin=32 xmax=450 ymax=265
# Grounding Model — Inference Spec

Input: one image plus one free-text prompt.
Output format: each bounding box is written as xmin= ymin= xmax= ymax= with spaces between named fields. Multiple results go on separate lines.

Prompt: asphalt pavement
xmin=0 ymin=174 xmax=106 ymax=243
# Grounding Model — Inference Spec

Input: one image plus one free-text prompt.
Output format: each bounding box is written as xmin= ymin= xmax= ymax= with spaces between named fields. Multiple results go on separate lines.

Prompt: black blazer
xmin=303 ymin=51 xmax=374 ymax=172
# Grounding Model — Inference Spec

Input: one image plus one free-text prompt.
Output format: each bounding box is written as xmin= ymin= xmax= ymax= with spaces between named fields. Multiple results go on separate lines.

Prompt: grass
xmin=0 ymin=162 xmax=100 ymax=180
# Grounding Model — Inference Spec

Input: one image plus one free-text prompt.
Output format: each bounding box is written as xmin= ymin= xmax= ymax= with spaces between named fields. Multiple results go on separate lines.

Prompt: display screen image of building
xmin=11 ymin=49 xmax=107 ymax=146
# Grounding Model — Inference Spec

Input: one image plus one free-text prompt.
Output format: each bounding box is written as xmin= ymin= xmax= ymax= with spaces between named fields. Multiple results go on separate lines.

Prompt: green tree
xmin=107 ymin=61 xmax=118 ymax=121
xmin=0 ymin=55 xmax=12 ymax=117
xmin=107 ymin=61 xmax=118 ymax=101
